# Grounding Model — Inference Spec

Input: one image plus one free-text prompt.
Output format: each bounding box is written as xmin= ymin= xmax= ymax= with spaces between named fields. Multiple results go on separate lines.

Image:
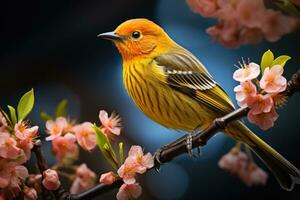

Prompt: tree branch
xmin=32 ymin=69 xmax=300 ymax=200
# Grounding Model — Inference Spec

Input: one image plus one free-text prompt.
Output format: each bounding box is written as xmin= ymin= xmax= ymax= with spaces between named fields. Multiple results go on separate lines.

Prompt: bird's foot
xmin=153 ymin=145 xmax=169 ymax=173
xmin=186 ymin=134 xmax=197 ymax=159
xmin=214 ymin=117 xmax=226 ymax=129
xmin=186 ymin=128 xmax=204 ymax=159
xmin=154 ymin=134 xmax=190 ymax=172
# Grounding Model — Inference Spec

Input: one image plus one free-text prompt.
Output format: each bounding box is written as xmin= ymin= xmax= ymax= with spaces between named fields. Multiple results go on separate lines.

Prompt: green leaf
xmin=272 ymin=55 xmax=291 ymax=67
xmin=7 ymin=105 xmax=17 ymax=125
xmin=0 ymin=109 xmax=12 ymax=127
xmin=261 ymin=50 xmax=274 ymax=74
xmin=55 ymin=99 xmax=68 ymax=117
xmin=40 ymin=112 xmax=53 ymax=122
xmin=118 ymin=142 xmax=124 ymax=165
xmin=17 ymin=89 xmax=35 ymax=120
xmin=93 ymin=125 xmax=118 ymax=170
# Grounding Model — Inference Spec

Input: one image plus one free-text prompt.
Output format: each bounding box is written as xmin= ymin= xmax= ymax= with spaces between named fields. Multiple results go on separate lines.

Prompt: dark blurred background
xmin=1 ymin=0 xmax=300 ymax=199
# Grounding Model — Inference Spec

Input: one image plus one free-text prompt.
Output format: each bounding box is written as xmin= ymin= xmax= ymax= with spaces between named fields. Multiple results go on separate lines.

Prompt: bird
xmin=98 ymin=18 xmax=300 ymax=191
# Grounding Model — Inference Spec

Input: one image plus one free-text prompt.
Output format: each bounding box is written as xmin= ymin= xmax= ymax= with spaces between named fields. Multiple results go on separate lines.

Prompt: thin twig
xmin=69 ymin=181 xmax=123 ymax=200
xmin=32 ymin=140 xmax=48 ymax=172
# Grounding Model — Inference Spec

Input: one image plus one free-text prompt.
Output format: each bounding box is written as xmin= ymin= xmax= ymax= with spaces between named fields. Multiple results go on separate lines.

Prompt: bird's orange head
xmin=98 ymin=19 xmax=176 ymax=61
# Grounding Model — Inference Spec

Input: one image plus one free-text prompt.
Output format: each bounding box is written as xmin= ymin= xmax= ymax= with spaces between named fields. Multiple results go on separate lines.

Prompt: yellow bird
xmin=98 ymin=18 xmax=300 ymax=190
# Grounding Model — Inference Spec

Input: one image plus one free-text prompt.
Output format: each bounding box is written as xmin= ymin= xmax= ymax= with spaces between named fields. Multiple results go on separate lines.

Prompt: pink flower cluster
xmin=46 ymin=110 xmax=121 ymax=162
xmin=187 ymin=0 xmax=299 ymax=48
xmin=100 ymin=146 xmax=154 ymax=200
xmin=218 ymin=146 xmax=268 ymax=186
xmin=233 ymin=62 xmax=287 ymax=130
xmin=0 ymin=113 xmax=38 ymax=199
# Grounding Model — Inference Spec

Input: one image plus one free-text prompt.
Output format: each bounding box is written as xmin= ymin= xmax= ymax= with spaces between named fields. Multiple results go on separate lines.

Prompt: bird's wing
xmin=153 ymin=49 xmax=235 ymax=114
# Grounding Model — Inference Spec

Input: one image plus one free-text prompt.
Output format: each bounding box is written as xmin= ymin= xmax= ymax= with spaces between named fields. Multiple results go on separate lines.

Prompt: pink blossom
xmin=116 ymin=183 xmax=142 ymax=200
xmin=233 ymin=62 xmax=260 ymax=82
xmin=52 ymin=133 xmax=77 ymax=161
xmin=216 ymin=0 xmax=238 ymax=20
xmin=187 ymin=0 xmax=299 ymax=48
xmin=239 ymin=163 xmax=268 ymax=186
xmin=127 ymin=145 xmax=154 ymax=173
xmin=14 ymin=121 xmax=38 ymax=161
xmin=0 ymin=112 xmax=7 ymax=132
xmin=3 ymin=165 xmax=29 ymax=198
xmin=14 ymin=121 xmax=38 ymax=141
xmin=206 ymin=20 xmax=241 ymax=48
xmin=73 ymin=122 xmax=96 ymax=151
xmin=42 ymin=169 xmax=61 ymax=190
xmin=99 ymin=110 xmax=121 ymax=136
xmin=118 ymin=146 xmax=153 ymax=184
xmin=0 ymin=132 xmax=20 ymax=159
xmin=0 ymin=159 xmax=16 ymax=188
xmin=219 ymin=147 xmax=268 ymax=186
xmin=117 ymin=158 xmax=138 ymax=185
xmin=248 ymin=94 xmax=273 ymax=115
xmin=1 ymin=164 xmax=27 ymax=190
xmin=260 ymin=65 xmax=287 ymax=93
xmin=24 ymin=187 xmax=38 ymax=200
xmin=236 ymin=0 xmax=265 ymax=28
xmin=70 ymin=164 xmax=96 ymax=194
xmin=46 ymin=117 xmax=71 ymax=141
xmin=12 ymin=165 xmax=28 ymax=182
xmin=69 ymin=178 xmax=82 ymax=195
xmin=248 ymin=106 xmax=279 ymax=130
xmin=17 ymin=140 xmax=32 ymax=162
xmin=75 ymin=164 xmax=96 ymax=188
xmin=186 ymin=0 xmax=218 ymax=17
xmin=234 ymin=81 xmax=257 ymax=108
xmin=207 ymin=19 xmax=265 ymax=48
xmin=99 ymin=171 xmax=118 ymax=186
xmin=262 ymin=10 xmax=299 ymax=42
xmin=13 ymin=150 xmax=27 ymax=165
xmin=218 ymin=147 xmax=248 ymax=175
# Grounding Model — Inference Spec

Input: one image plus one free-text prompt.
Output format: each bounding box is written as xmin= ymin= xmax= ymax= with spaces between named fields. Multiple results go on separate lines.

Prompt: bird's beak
xmin=97 ymin=31 xmax=123 ymax=41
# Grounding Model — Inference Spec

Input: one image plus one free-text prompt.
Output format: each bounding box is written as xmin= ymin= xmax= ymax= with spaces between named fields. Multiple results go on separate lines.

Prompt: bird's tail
xmin=226 ymin=121 xmax=300 ymax=191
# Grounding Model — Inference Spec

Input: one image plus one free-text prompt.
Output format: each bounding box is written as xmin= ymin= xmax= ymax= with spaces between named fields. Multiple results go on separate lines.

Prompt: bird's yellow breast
xmin=122 ymin=59 xmax=212 ymax=132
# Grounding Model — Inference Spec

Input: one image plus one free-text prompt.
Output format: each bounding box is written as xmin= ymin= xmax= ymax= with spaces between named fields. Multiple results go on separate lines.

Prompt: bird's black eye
xmin=131 ymin=31 xmax=141 ymax=39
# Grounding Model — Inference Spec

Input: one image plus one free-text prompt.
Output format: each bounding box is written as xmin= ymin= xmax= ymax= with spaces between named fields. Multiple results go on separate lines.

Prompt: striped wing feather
xmin=154 ymin=49 xmax=235 ymax=114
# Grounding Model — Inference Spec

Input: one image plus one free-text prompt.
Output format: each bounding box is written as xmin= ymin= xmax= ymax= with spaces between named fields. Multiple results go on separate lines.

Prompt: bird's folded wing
xmin=153 ymin=50 xmax=235 ymax=114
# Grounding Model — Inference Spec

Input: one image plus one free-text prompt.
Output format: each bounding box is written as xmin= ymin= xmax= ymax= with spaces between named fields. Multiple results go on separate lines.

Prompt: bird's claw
xmin=214 ymin=118 xmax=226 ymax=129
xmin=153 ymin=146 xmax=168 ymax=172
xmin=186 ymin=133 xmax=202 ymax=159
xmin=186 ymin=134 xmax=197 ymax=159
